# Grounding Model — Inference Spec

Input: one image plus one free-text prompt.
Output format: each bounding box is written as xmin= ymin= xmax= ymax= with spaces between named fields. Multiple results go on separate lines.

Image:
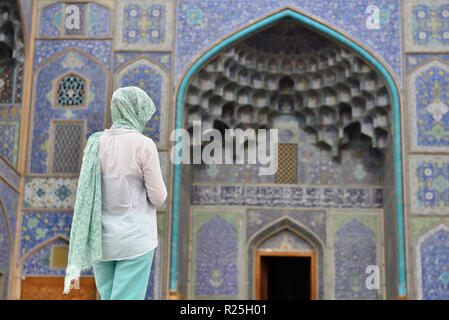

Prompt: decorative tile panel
xmin=191 ymin=185 xmax=383 ymax=208
xmin=23 ymin=178 xmax=78 ymax=209
xmin=416 ymin=224 xmax=449 ymax=299
xmin=406 ymin=54 xmax=449 ymax=74
xmin=37 ymin=1 xmax=112 ymax=38
xmin=409 ymin=155 xmax=449 ymax=214
xmin=115 ymin=0 xmax=174 ymax=50
xmin=258 ymin=229 xmax=314 ymax=252
xmin=405 ymin=0 xmax=449 ymax=52
xmin=114 ymin=52 xmax=171 ymax=73
xmin=408 ymin=59 xmax=449 ymax=151
xmin=21 ymin=237 xmax=93 ymax=276
xmin=0 ymin=157 xmax=20 ymax=189
xmin=20 ymin=211 xmax=73 ymax=258
xmin=87 ymin=3 xmax=112 ymax=37
xmin=329 ymin=210 xmax=383 ymax=299
xmin=29 ymin=50 xmax=107 ymax=174
xmin=38 ymin=2 xmax=63 ymax=38
xmin=0 ymin=203 xmax=11 ymax=300
xmin=190 ymin=207 xmax=243 ymax=299
xmin=0 ymin=121 xmax=20 ymax=167
xmin=245 ymin=209 xmax=326 ymax=243
xmin=34 ymin=40 xmax=112 ymax=69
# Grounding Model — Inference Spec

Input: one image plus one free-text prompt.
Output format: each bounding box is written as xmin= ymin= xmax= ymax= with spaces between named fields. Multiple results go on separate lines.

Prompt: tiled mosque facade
xmin=0 ymin=0 xmax=448 ymax=300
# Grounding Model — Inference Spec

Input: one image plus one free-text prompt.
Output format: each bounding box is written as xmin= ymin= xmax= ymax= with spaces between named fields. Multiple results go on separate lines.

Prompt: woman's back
xmin=98 ymin=128 xmax=167 ymax=261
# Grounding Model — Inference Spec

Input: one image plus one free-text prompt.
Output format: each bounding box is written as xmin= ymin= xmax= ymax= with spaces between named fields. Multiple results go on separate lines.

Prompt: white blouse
xmin=98 ymin=128 xmax=167 ymax=261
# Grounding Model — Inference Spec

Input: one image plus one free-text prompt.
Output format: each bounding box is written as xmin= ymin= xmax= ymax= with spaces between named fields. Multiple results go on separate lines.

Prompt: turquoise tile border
xmin=171 ymin=8 xmax=406 ymax=296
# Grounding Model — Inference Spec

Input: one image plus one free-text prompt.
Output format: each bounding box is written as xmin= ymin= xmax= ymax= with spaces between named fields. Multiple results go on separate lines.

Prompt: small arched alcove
xmin=247 ymin=217 xmax=324 ymax=300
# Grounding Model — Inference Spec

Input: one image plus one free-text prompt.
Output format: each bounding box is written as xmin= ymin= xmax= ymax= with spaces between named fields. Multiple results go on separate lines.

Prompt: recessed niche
xmin=183 ymin=20 xmax=391 ymax=155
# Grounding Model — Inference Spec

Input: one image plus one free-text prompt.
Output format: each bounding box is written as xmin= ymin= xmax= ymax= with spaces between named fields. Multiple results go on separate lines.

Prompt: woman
xmin=64 ymin=86 xmax=167 ymax=300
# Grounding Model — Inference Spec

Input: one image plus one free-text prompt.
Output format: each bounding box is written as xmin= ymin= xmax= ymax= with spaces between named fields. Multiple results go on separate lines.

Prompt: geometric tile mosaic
xmin=38 ymin=2 xmax=63 ymax=37
xmin=113 ymin=52 xmax=171 ymax=73
xmin=29 ymin=50 xmax=107 ymax=174
xmin=23 ymin=178 xmax=77 ymax=209
xmin=0 ymin=120 xmax=20 ymax=167
xmin=0 ymin=202 xmax=11 ymax=300
xmin=21 ymin=237 xmax=92 ymax=276
xmin=34 ymin=40 xmax=112 ymax=69
xmin=258 ymin=229 xmax=314 ymax=252
xmin=408 ymin=59 xmax=449 ymax=151
xmin=20 ymin=211 xmax=73 ymax=258
xmin=115 ymin=0 xmax=174 ymax=51
xmin=245 ymin=209 xmax=326 ymax=244
xmin=405 ymin=0 xmax=449 ymax=52
xmin=409 ymin=155 xmax=449 ymax=215
xmin=415 ymin=224 xmax=449 ymax=299
xmin=406 ymin=54 xmax=449 ymax=74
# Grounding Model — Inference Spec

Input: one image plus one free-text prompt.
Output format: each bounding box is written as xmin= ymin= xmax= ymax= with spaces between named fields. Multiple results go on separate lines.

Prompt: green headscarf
xmin=64 ymin=86 xmax=156 ymax=294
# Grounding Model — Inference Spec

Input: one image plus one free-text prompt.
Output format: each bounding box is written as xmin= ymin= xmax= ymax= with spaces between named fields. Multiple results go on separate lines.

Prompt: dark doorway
xmin=257 ymin=253 xmax=315 ymax=300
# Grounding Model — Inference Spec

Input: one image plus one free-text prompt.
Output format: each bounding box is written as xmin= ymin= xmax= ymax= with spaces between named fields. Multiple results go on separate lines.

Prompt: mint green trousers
xmin=92 ymin=249 xmax=155 ymax=300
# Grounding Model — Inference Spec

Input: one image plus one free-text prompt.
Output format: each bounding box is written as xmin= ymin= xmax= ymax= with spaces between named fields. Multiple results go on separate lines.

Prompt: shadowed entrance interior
xmin=256 ymin=252 xmax=316 ymax=300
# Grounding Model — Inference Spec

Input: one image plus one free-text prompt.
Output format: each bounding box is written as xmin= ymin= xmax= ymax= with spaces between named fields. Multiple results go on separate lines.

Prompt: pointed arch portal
xmin=171 ymin=8 xmax=406 ymax=297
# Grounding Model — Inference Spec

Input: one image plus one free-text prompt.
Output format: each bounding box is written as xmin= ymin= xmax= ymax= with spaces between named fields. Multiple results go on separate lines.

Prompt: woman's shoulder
xmin=129 ymin=132 xmax=157 ymax=149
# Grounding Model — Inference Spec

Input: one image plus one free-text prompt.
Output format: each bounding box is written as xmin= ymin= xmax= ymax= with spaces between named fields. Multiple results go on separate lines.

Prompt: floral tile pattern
xmin=408 ymin=59 xmax=449 ymax=151
xmin=115 ymin=0 xmax=175 ymax=51
xmin=23 ymin=178 xmax=78 ymax=209
xmin=416 ymin=224 xmax=449 ymax=299
xmin=191 ymin=208 xmax=243 ymax=299
xmin=34 ymin=40 xmax=112 ymax=70
xmin=38 ymin=2 xmax=63 ymax=37
xmin=329 ymin=211 xmax=382 ymax=299
xmin=409 ymin=155 xmax=449 ymax=214
xmin=29 ymin=50 xmax=107 ymax=173
xmin=20 ymin=211 xmax=73 ymax=258
xmin=0 ymin=121 xmax=20 ymax=167
xmin=258 ymin=229 xmax=314 ymax=251
xmin=0 ymin=179 xmax=19 ymax=245
xmin=37 ymin=1 xmax=112 ymax=38
xmin=405 ymin=0 xmax=449 ymax=52
xmin=21 ymin=237 xmax=93 ymax=276
xmin=114 ymin=52 xmax=171 ymax=73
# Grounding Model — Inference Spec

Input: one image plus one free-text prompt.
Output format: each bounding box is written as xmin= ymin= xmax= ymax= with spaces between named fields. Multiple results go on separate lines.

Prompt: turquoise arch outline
xmin=171 ymin=8 xmax=406 ymax=297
